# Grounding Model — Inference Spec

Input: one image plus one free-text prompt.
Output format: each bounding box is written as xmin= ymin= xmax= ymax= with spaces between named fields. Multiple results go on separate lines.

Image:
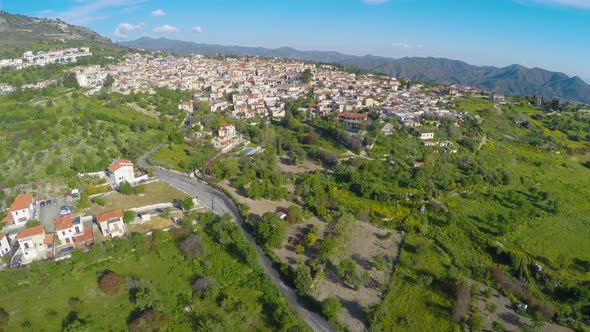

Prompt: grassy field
xmin=84 ymin=182 xmax=189 ymax=215
xmin=0 ymin=214 xmax=306 ymax=331
xmin=370 ymin=235 xmax=457 ymax=331
xmin=149 ymin=143 xmax=217 ymax=172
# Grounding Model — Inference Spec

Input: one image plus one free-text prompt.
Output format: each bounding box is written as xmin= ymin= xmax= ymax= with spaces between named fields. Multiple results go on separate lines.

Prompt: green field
xmin=149 ymin=143 xmax=217 ymax=172
xmin=0 ymin=214 xmax=306 ymax=331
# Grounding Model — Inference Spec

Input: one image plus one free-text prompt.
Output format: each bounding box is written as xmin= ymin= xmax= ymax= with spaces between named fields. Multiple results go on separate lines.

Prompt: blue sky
xmin=4 ymin=0 xmax=590 ymax=79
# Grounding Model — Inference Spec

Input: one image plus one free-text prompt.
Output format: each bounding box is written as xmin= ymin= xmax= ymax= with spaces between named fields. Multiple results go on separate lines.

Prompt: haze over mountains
xmin=0 ymin=10 xmax=589 ymax=105
xmin=122 ymin=37 xmax=590 ymax=105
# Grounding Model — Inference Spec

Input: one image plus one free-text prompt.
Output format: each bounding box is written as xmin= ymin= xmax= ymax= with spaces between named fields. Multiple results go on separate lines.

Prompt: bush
xmin=181 ymin=234 xmax=204 ymax=258
xmin=92 ymin=196 xmax=107 ymax=206
xmin=373 ymin=254 xmax=387 ymax=271
xmin=68 ymin=297 xmax=82 ymax=311
xmin=0 ymin=307 xmax=9 ymax=328
xmin=322 ymin=297 xmax=342 ymax=321
xmin=128 ymin=310 xmax=170 ymax=332
xmin=286 ymin=205 xmax=304 ymax=223
xmin=192 ymin=277 xmax=218 ymax=297
xmin=98 ymin=272 xmax=125 ymax=296
xmin=123 ymin=210 xmax=136 ymax=224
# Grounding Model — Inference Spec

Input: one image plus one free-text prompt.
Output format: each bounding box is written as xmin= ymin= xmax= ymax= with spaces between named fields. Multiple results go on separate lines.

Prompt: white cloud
xmin=40 ymin=0 xmax=149 ymax=24
xmin=192 ymin=26 xmax=203 ymax=33
xmin=392 ymin=42 xmax=411 ymax=49
xmin=113 ymin=22 xmax=144 ymax=39
xmin=515 ymin=0 xmax=590 ymax=9
xmin=361 ymin=0 xmax=390 ymax=4
xmin=392 ymin=42 xmax=423 ymax=49
xmin=151 ymin=9 xmax=166 ymax=17
xmin=153 ymin=25 xmax=180 ymax=33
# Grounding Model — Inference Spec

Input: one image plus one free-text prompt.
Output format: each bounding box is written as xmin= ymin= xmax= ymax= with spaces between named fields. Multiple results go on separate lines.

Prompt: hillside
xmin=0 ymin=11 xmax=115 ymax=58
xmin=122 ymin=37 xmax=590 ymax=105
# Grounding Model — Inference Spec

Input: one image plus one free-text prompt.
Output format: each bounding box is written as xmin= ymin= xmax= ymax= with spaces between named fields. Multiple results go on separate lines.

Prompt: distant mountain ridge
xmin=122 ymin=37 xmax=590 ymax=105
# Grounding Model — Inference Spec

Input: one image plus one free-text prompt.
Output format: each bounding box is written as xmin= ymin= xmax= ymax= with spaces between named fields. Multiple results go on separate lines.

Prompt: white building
xmin=96 ymin=210 xmax=127 ymax=238
xmin=108 ymin=159 xmax=135 ymax=187
xmin=16 ymin=225 xmax=53 ymax=264
xmin=1 ymin=193 xmax=35 ymax=226
xmin=419 ymin=132 xmax=435 ymax=140
xmin=0 ymin=233 xmax=10 ymax=258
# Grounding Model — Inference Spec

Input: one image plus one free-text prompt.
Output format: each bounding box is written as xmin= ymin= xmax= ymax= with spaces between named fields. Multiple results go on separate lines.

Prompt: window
xmin=62 ymin=231 xmax=65 ymax=235
xmin=24 ymin=243 xmax=30 ymax=249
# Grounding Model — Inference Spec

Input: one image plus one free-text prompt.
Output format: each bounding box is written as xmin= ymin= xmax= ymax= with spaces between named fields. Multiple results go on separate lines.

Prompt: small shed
xmin=140 ymin=212 xmax=151 ymax=222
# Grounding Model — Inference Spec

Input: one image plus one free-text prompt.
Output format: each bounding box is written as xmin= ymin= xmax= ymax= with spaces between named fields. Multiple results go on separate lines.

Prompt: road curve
xmin=139 ymin=145 xmax=338 ymax=332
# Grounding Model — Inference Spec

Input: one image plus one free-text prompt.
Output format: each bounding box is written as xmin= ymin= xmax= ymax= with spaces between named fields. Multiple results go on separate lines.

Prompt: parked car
xmin=171 ymin=217 xmax=181 ymax=224
xmin=60 ymin=206 xmax=71 ymax=216
xmin=40 ymin=201 xmax=46 ymax=207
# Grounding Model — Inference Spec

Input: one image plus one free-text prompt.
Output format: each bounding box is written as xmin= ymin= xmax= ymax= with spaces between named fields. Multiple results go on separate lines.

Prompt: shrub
xmin=68 ymin=297 xmax=82 ymax=311
xmin=192 ymin=277 xmax=218 ymax=297
xmin=181 ymin=234 xmax=204 ymax=258
xmin=373 ymin=254 xmax=387 ymax=271
xmin=92 ymin=196 xmax=107 ymax=206
xmin=123 ymin=210 xmax=136 ymax=224
xmin=128 ymin=310 xmax=170 ymax=332
xmin=295 ymin=244 xmax=305 ymax=254
xmin=98 ymin=272 xmax=125 ymax=296
xmin=0 ymin=307 xmax=9 ymax=328
xmin=322 ymin=297 xmax=342 ymax=321
xmin=286 ymin=205 xmax=304 ymax=223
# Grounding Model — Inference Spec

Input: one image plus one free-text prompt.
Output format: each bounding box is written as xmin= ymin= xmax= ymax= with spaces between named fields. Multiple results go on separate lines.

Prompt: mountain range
xmin=0 ymin=10 xmax=589 ymax=105
xmin=121 ymin=37 xmax=590 ymax=105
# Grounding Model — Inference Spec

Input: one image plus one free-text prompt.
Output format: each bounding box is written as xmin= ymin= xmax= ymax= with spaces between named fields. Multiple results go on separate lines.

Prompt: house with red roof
xmin=2 ymin=193 xmax=35 ymax=226
xmin=55 ymin=216 xmax=94 ymax=249
xmin=95 ymin=209 xmax=126 ymax=238
xmin=107 ymin=159 xmax=135 ymax=187
xmin=16 ymin=225 xmax=53 ymax=264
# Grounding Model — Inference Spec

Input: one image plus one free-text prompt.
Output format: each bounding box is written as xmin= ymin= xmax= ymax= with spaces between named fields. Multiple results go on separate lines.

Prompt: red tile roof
xmin=2 ymin=214 xmax=13 ymax=224
xmin=108 ymin=163 xmax=123 ymax=172
xmin=10 ymin=193 xmax=33 ymax=212
xmin=55 ymin=216 xmax=73 ymax=231
xmin=96 ymin=209 xmax=123 ymax=223
xmin=16 ymin=225 xmax=45 ymax=240
xmin=74 ymin=227 xmax=94 ymax=243
xmin=44 ymin=234 xmax=53 ymax=245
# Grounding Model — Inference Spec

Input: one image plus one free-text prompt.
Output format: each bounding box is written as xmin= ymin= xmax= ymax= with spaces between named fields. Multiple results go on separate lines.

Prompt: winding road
xmin=138 ymin=145 xmax=337 ymax=332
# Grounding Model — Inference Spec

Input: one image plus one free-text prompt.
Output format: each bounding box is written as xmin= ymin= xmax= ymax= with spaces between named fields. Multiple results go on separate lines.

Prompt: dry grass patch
xmin=86 ymin=182 xmax=189 ymax=215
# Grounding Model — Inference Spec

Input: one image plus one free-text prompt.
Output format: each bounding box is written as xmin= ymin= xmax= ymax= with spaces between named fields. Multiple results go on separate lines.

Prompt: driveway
xmin=139 ymin=146 xmax=337 ymax=332
xmin=38 ymin=197 xmax=71 ymax=232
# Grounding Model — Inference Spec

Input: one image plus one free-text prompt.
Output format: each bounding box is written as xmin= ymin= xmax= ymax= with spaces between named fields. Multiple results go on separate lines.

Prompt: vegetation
xmin=0 ymin=213 xmax=307 ymax=331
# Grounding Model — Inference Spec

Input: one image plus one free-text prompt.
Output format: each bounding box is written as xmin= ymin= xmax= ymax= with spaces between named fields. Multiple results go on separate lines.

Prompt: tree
xmin=193 ymin=277 xmax=218 ymax=297
xmin=286 ymin=205 xmax=304 ymax=223
xmin=255 ymin=212 xmax=286 ymax=248
xmin=103 ymin=74 xmax=114 ymax=88
xmin=98 ymin=272 xmax=125 ymax=296
xmin=123 ymin=210 xmax=136 ymax=224
xmin=321 ymin=297 xmax=342 ymax=321
xmin=301 ymin=69 xmax=313 ymax=83
xmin=118 ymin=182 xmax=133 ymax=195
xmin=181 ymin=234 xmax=204 ymax=257
xmin=294 ymin=265 xmax=313 ymax=296
xmin=181 ymin=197 xmax=194 ymax=212
xmin=63 ymin=72 xmax=79 ymax=88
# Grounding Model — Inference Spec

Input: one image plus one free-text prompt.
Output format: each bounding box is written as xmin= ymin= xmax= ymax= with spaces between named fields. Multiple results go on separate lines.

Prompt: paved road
xmin=139 ymin=146 xmax=337 ymax=332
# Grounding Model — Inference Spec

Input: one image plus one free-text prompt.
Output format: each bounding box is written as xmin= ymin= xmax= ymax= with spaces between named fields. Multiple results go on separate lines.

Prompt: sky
xmin=3 ymin=0 xmax=590 ymax=79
